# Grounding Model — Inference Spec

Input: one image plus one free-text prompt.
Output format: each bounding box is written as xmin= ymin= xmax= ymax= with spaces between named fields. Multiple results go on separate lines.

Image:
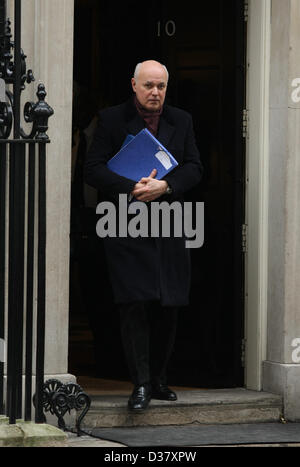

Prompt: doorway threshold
xmin=76 ymin=376 xmax=283 ymax=429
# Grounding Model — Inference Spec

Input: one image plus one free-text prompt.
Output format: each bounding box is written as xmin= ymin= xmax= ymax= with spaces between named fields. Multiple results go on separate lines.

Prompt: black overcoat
xmin=84 ymin=98 xmax=203 ymax=306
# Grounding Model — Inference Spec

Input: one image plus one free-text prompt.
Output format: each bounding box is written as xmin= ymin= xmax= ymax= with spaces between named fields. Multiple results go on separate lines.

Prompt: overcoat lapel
xmin=124 ymin=97 xmax=144 ymax=136
xmin=157 ymin=115 xmax=175 ymax=148
xmin=125 ymin=113 xmax=144 ymax=136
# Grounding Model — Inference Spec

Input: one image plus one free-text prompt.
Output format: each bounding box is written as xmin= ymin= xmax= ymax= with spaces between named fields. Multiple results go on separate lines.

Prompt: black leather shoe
xmin=128 ymin=384 xmax=151 ymax=412
xmin=151 ymin=383 xmax=177 ymax=401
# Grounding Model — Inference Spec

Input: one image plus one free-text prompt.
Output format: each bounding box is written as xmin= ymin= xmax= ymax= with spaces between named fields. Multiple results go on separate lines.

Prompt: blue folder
xmin=107 ymin=128 xmax=178 ymax=182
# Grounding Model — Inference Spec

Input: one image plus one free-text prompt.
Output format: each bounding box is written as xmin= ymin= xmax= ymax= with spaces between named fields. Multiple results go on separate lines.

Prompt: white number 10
xmin=157 ymin=20 xmax=176 ymax=37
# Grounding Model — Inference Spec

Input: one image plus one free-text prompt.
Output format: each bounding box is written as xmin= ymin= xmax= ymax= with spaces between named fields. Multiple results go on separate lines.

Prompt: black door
xmin=70 ymin=0 xmax=246 ymax=388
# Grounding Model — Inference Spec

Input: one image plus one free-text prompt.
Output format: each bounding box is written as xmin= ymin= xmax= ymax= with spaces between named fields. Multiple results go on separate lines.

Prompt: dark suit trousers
xmin=118 ymin=301 xmax=178 ymax=386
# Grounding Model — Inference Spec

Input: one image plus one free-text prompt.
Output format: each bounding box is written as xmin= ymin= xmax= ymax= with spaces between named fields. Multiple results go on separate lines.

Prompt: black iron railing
xmin=0 ymin=0 xmax=53 ymax=424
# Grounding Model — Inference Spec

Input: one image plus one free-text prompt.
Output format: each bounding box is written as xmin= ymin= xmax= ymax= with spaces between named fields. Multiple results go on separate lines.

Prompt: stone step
xmin=82 ymin=388 xmax=283 ymax=428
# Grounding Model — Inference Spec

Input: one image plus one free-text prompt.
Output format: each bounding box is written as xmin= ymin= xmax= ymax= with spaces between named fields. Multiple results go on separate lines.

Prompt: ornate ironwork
xmin=0 ymin=15 xmax=53 ymax=140
xmin=0 ymin=0 xmax=55 ymax=425
xmin=22 ymin=84 xmax=54 ymax=140
xmin=0 ymin=89 xmax=12 ymax=138
xmin=33 ymin=379 xmax=91 ymax=435
xmin=0 ymin=17 xmax=34 ymax=87
xmin=0 ymin=18 xmax=15 ymax=84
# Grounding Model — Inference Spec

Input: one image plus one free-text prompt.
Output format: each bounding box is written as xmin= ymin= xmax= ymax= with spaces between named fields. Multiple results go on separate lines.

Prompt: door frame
xmin=244 ymin=0 xmax=271 ymax=390
xmin=69 ymin=0 xmax=272 ymax=389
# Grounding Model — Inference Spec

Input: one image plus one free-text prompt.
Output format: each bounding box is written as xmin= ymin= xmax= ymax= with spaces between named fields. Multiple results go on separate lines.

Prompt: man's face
xmin=131 ymin=63 xmax=168 ymax=112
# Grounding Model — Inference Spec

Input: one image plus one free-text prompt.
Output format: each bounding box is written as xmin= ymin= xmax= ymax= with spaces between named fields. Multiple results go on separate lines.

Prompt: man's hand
xmin=131 ymin=169 xmax=168 ymax=202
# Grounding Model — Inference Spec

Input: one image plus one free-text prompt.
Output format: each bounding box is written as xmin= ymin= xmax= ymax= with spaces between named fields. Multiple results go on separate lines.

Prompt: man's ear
xmin=131 ymin=77 xmax=137 ymax=93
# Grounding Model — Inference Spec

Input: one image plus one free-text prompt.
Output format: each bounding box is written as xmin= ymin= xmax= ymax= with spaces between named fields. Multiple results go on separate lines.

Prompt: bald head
xmin=131 ymin=60 xmax=168 ymax=112
xmin=134 ymin=61 xmax=169 ymax=83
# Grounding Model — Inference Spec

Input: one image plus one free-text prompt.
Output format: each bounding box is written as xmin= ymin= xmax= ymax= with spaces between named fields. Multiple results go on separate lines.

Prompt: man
xmin=84 ymin=60 xmax=202 ymax=411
